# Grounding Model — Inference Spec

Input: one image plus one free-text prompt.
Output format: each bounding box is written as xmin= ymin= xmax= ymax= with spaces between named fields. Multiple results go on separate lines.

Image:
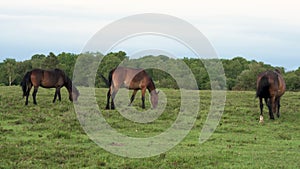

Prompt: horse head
xmin=69 ymin=86 xmax=80 ymax=102
xmin=150 ymin=90 xmax=159 ymax=109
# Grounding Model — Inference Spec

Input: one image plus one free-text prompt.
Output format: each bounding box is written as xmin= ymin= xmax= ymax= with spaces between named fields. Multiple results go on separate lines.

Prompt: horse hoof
xmin=259 ymin=115 xmax=264 ymax=123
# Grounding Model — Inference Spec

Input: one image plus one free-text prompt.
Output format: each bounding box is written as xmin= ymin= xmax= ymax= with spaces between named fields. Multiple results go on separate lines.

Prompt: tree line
xmin=1 ymin=51 xmax=300 ymax=91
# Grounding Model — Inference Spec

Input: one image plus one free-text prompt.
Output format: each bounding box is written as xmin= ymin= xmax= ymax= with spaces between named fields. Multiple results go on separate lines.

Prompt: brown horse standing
xmin=101 ymin=67 xmax=159 ymax=109
xmin=256 ymin=69 xmax=286 ymax=122
xmin=21 ymin=68 xmax=79 ymax=105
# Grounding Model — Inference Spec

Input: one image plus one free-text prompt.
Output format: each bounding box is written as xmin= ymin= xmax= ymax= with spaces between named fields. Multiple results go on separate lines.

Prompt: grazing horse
xmin=21 ymin=68 xmax=79 ymax=105
xmin=101 ymin=66 xmax=159 ymax=109
xmin=256 ymin=69 xmax=286 ymax=123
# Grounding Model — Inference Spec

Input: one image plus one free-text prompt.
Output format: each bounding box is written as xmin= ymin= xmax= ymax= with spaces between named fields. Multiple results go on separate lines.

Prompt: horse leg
xmin=25 ymin=85 xmax=32 ymax=105
xmin=32 ymin=86 xmax=39 ymax=105
xmin=269 ymin=96 xmax=275 ymax=120
xmin=53 ymin=87 xmax=61 ymax=103
xmin=141 ymin=88 xmax=146 ymax=109
xmin=265 ymin=98 xmax=273 ymax=120
xmin=25 ymin=95 xmax=29 ymax=105
xmin=259 ymin=97 xmax=264 ymax=123
xmin=58 ymin=88 xmax=61 ymax=101
xmin=128 ymin=90 xmax=138 ymax=106
xmin=53 ymin=88 xmax=58 ymax=103
xmin=277 ymin=97 xmax=281 ymax=118
xmin=105 ymin=88 xmax=111 ymax=109
xmin=111 ymin=90 xmax=118 ymax=110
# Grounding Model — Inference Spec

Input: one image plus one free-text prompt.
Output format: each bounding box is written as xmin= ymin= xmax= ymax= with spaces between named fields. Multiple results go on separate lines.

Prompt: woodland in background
xmin=1 ymin=51 xmax=300 ymax=91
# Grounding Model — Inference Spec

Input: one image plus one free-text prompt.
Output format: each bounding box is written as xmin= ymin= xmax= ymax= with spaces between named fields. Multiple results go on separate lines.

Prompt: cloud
xmin=0 ymin=0 xmax=299 ymax=70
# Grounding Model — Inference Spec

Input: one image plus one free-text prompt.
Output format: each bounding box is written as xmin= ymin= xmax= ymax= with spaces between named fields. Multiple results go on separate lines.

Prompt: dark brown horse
xmin=256 ymin=69 xmax=286 ymax=122
xmin=101 ymin=67 xmax=159 ymax=109
xmin=21 ymin=68 xmax=79 ymax=105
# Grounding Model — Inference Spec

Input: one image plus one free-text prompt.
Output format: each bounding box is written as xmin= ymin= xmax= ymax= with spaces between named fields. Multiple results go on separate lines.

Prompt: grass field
xmin=1 ymin=86 xmax=300 ymax=168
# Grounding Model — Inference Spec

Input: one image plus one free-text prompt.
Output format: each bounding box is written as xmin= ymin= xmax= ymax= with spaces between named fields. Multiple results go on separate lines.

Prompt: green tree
xmin=0 ymin=62 xmax=6 ymax=85
xmin=73 ymin=52 xmax=103 ymax=87
xmin=1 ymin=52 xmax=300 ymax=90
xmin=183 ymin=58 xmax=209 ymax=90
xmin=234 ymin=62 xmax=271 ymax=90
xmin=31 ymin=54 xmax=46 ymax=68
xmin=15 ymin=60 xmax=32 ymax=85
xmin=284 ymin=67 xmax=300 ymax=91
xmin=57 ymin=52 xmax=78 ymax=77
xmin=42 ymin=52 xmax=59 ymax=69
xmin=97 ymin=51 xmax=128 ymax=87
xmin=4 ymin=58 xmax=17 ymax=86
xmin=222 ymin=57 xmax=250 ymax=90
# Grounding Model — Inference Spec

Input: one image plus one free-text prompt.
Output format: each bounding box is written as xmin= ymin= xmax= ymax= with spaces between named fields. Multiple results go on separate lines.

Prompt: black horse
xmin=101 ymin=66 xmax=159 ymax=109
xmin=21 ymin=68 xmax=79 ymax=105
xmin=256 ymin=69 xmax=286 ymax=122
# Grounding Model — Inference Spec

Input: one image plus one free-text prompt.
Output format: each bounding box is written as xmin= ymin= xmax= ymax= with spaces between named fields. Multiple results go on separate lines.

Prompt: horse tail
xmin=108 ymin=70 xmax=113 ymax=87
xmin=256 ymin=76 xmax=270 ymax=98
xmin=64 ymin=74 xmax=73 ymax=89
xmin=20 ymin=71 xmax=32 ymax=98
xmin=99 ymin=74 xmax=109 ymax=87
xmin=100 ymin=70 xmax=114 ymax=87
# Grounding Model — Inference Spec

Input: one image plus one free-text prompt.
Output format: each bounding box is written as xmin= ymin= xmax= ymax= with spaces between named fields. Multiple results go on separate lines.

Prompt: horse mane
xmin=64 ymin=73 xmax=79 ymax=96
xmin=55 ymin=69 xmax=72 ymax=92
xmin=147 ymin=76 xmax=156 ymax=92
xmin=63 ymin=75 xmax=74 ymax=92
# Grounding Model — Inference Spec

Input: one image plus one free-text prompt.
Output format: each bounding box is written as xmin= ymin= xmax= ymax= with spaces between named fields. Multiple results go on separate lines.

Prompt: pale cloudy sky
xmin=0 ymin=0 xmax=299 ymax=70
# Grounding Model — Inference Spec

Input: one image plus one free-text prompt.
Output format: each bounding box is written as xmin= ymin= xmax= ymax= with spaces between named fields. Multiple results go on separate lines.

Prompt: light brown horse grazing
xmin=101 ymin=67 xmax=159 ymax=109
xmin=21 ymin=68 xmax=79 ymax=105
xmin=256 ymin=69 xmax=286 ymax=123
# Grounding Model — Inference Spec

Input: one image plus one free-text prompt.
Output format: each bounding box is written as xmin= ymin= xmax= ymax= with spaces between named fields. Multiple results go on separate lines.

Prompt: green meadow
xmin=0 ymin=86 xmax=300 ymax=168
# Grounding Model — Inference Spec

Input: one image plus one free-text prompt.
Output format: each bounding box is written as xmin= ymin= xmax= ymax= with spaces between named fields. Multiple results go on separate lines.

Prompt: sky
xmin=0 ymin=0 xmax=300 ymax=70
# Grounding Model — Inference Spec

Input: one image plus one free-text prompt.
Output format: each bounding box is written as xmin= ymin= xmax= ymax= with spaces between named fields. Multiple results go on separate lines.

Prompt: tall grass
xmin=0 ymin=86 xmax=299 ymax=168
